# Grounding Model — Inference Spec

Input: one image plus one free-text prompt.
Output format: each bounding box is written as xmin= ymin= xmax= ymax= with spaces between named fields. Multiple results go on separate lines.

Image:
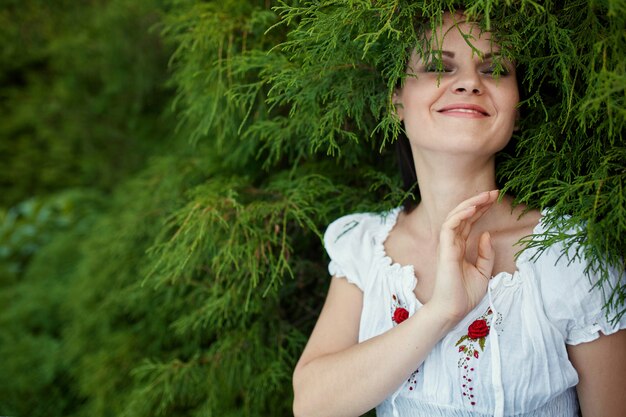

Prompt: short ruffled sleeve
xmin=534 ymin=239 xmax=626 ymax=345
xmin=323 ymin=212 xmax=381 ymax=291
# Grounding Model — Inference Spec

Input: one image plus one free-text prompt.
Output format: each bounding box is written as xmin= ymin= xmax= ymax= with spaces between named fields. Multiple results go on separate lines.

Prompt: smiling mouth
xmin=442 ymin=108 xmax=488 ymax=115
xmin=437 ymin=105 xmax=490 ymax=117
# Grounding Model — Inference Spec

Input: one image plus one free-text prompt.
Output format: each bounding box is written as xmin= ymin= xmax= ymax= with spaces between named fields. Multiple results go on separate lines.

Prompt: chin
xmin=414 ymin=136 xmax=511 ymax=157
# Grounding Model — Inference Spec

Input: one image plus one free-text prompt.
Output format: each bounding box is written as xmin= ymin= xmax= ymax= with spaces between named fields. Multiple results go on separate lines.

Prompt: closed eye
xmin=480 ymin=61 xmax=511 ymax=76
xmin=424 ymin=60 xmax=453 ymax=73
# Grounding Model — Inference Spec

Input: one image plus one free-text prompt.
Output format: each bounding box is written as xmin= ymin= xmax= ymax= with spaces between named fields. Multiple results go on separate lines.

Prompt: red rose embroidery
xmin=455 ymin=308 xmax=502 ymax=408
xmin=393 ymin=307 xmax=409 ymax=324
xmin=467 ymin=319 xmax=490 ymax=339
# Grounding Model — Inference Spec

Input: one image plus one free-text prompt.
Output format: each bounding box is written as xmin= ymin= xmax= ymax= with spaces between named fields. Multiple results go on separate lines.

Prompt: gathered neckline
xmin=374 ymin=206 xmax=546 ymax=305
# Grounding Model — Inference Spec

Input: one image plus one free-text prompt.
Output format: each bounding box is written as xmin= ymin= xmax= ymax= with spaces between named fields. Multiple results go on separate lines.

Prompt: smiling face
xmin=395 ymin=12 xmax=519 ymax=157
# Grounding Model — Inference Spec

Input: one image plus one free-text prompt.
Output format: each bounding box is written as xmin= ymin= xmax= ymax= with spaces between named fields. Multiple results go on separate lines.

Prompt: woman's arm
xmin=567 ymin=330 xmax=626 ymax=417
xmin=292 ymin=277 xmax=457 ymax=417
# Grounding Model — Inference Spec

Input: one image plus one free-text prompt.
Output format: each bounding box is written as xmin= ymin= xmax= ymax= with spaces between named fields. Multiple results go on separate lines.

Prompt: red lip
xmin=437 ymin=103 xmax=490 ymax=116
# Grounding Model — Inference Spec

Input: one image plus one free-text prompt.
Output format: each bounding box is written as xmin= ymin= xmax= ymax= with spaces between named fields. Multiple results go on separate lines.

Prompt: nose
xmin=452 ymin=70 xmax=483 ymax=95
xmin=454 ymin=85 xmax=481 ymax=94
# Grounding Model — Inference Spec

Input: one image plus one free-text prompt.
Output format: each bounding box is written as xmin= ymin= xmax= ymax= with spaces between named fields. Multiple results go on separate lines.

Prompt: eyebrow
xmin=431 ymin=50 xmax=455 ymax=58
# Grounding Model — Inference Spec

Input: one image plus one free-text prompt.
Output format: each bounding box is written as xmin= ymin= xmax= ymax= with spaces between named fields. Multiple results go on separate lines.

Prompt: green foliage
xmin=0 ymin=189 xmax=103 ymax=415
xmin=0 ymin=190 xmax=103 ymax=281
xmin=0 ymin=0 xmax=173 ymax=206
xmin=0 ymin=0 xmax=624 ymax=416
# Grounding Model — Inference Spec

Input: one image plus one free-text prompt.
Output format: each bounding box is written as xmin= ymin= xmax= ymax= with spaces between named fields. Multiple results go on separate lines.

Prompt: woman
xmin=292 ymin=11 xmax=626 ymax=417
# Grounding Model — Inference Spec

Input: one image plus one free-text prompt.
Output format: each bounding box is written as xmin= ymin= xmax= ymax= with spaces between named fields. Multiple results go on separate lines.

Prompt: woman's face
xmin=395 ymin=12 xmax=519 ymax=157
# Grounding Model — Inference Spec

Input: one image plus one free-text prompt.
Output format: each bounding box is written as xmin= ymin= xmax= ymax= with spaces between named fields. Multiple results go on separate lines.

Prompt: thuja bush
xmin=1 ymin=0 xmax=624 ymax=416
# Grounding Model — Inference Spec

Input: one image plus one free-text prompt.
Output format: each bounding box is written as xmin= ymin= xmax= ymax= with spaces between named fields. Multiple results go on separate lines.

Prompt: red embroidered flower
xmin=455 ymin=307 xmax=502 ymax=408
xmin=467 ymin=319 xmax=490 ymax=339
xmin=393 ymin=307 xmax=409 ymax=324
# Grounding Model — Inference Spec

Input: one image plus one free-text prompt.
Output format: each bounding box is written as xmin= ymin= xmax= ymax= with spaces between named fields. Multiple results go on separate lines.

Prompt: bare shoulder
xmin=511 ymin=203 xmax=542 ymax=235
xmin=494 ymin=199 xmax=542 ymax=238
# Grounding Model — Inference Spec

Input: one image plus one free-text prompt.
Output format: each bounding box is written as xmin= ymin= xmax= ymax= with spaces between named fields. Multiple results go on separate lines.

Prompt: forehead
xmin=424 ymin=12 xmax=495 ymax=51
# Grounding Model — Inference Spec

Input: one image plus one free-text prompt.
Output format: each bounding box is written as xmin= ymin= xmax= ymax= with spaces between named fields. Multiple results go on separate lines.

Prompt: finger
xmin=446 ymin=195 xmax=486 ymax=220
xmin=468 ymin=190 xmax=499 ymax=219
xmin=475 ymin=231 xmax=495 ymax=279
xmin=460 ymin=197 xmax=498 ymax=239
xmin=457 ymin=190 xmax=500 ymax=235
xmin=442 ymin=189 xmax=500 ymax=240
xmin=446 ymin=190 xmax=499 ymax=220
xmin=440 ymin=205 xmax=477 ymax=248
xmin=443 ymin=205 xmax=476 ymax=232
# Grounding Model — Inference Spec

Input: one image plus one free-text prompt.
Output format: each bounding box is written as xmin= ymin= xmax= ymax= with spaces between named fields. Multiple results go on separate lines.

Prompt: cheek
xmin=400 ymin=85 xmax=434 ymax=116
xmin=500 ymin=82 xmax=520 ymax=110
xmin=496 ymin=90 xmax=520 ymax=120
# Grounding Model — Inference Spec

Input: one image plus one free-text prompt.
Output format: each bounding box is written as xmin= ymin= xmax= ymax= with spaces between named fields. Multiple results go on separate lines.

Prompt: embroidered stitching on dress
xmin=454 ymin=307 xmax=503 ymax=406
xmin=334 ymin=220 xmax=359 ymax=242
xmin=390 ymin=294 xmax=419 ymax=391
xmin=407 ymin=368 xmax=419 ymax=391
xmin=390 ymin=294 xmax=409 ymax=325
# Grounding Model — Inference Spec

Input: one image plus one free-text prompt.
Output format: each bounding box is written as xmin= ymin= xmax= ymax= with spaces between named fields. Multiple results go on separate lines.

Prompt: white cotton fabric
xmin=324 ymin=208 xmax=626 ymax=417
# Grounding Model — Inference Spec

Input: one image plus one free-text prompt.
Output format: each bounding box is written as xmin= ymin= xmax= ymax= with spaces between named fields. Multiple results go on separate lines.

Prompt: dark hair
xmin=395 ymin=131 xmax=419 ymax=213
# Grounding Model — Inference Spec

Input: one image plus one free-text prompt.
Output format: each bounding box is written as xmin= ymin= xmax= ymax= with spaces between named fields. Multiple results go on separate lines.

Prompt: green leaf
xmin=455 ymin=334 xmax=469 ymax=346
xmin=479 ymin=337 xmax=486 ymax=352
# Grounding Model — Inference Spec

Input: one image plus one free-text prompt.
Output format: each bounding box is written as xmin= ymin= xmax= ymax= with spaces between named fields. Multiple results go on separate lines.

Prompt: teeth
xmin=448 ymin=108 xmax=482 ymax=114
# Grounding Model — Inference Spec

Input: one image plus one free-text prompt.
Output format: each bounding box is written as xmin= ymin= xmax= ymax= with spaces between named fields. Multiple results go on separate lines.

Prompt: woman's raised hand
xmin=428 ymin=190 xmax=499 ymax=323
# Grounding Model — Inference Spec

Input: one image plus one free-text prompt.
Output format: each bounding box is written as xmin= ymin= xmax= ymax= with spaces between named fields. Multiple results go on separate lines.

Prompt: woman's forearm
xmin=292 ymin=303 xmax=457 ymax=417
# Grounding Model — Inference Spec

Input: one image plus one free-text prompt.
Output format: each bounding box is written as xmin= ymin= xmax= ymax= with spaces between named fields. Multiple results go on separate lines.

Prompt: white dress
xmin=323 ymin=208 xmax=625 ymax=417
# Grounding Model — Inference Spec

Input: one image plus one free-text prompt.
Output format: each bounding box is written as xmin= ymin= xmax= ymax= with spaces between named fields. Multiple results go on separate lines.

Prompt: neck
xmin=408 ymin=150 xmax=503 ymax=238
